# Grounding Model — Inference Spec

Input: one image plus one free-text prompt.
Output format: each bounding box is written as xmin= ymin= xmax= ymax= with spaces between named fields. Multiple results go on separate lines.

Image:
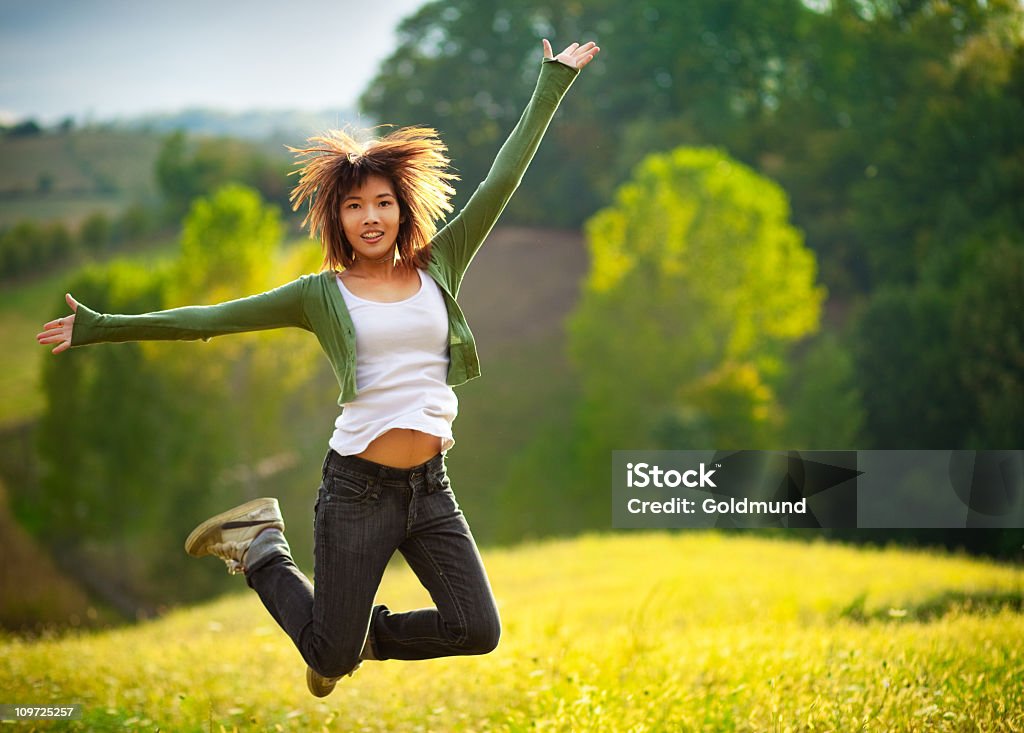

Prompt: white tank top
xmin=329 ymin=268 xmax=458 ymax=456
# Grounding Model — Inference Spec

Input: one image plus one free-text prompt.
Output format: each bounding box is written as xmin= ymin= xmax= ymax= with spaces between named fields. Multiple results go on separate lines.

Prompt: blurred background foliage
xmin=21 ymin=186 xmax=326 ymax=613
xmin=1 ymin=0 xmax=1022 ymax=625
xmin=364 ymin=0 xmax=1024 ymax=293
xmin=568 ymin=148 xmax=825 ymax=494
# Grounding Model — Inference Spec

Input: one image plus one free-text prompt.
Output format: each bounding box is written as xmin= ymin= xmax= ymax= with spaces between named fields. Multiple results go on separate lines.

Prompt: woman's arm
xmin=429 ymin=40 xmax=599 ymax=292
xmin=37 ymin=277 xmax=314 ymax=354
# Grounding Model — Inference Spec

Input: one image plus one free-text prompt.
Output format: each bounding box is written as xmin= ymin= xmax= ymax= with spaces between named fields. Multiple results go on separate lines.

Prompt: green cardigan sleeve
xmin=429 ymin=59 xmax=580 ymax=295
xmin=70 ymin=275 xmax=314 ymax=347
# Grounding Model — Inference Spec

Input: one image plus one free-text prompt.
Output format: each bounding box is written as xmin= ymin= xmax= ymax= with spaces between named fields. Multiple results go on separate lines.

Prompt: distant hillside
xmin=0 ymin=120 xmax=307 ymax=228
xmin=121 ymin=106 xmax=367 ymax=141
xmin=0 ymin=129 xmax=157 ymax=195
xmin=0 ymin=128 xmax=164 ymax=227
xmin=0 ymin=474 xmax=102 ymax=632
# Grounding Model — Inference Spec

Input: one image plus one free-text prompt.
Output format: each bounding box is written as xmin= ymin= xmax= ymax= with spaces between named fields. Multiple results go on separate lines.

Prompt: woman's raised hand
xmin=542 ymin=39 xmax=600 ymax=70
xmin=37 ymin=293 xmax=79 ymax=355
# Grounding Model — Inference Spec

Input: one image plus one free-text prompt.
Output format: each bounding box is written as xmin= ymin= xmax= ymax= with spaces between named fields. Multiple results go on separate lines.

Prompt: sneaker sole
xmin=184 ymin=498 xmax=282 ymax=558
xmin=306 ymin=665 xmax=337 ymax=697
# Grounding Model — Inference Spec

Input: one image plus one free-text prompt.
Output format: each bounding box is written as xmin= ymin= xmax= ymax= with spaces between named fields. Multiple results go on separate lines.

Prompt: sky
xmin=0 ymin=0 xmax=426 ymax=124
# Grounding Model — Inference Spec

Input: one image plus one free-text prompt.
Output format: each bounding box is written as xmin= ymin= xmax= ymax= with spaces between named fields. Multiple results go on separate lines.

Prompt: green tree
xmin=0 ymin=220 xmax=78 ymax=278
xmin=952 ymin=240 xmax=1024 ymax=448
xmin=34 ymin=260 xmax=198 ymax=607
xmin=569 ymin=147 xmax=823 ymax=484
xmin=852 ymin=285 xmax=974 ymax=448
xmin=172 ymin=184 xmax=279 ymax=303
xmin=841 ymin=6 xmax=1024 ymax=289
xmin=779 ymin=332 xmax=865 ymax=449
xmin=79 ymin=212 xmax=111 ymax=254
xmin=0 ymin=222 xmax=43 ymax=277
xmin=115 ymin=202 xmax=156 ymax=244
xmin=154 ymin=131 xmax=200 ymax=218
xmin=156 ymin=131 xmax=292 ymax=220
xmin=44 ymin=221 xmax=76 ymax=266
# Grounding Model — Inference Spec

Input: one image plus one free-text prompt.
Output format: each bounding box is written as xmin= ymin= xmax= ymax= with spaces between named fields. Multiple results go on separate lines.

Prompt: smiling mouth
xmin=361 ymin=231 xmax=385 ymax=242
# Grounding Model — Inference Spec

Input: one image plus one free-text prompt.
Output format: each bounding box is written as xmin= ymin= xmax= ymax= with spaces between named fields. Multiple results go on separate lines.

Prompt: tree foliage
xmin=155 ymin=131 xmax=292 ymax=221
xmin=489 ymin=147 xmax=842 ymax=540
xmin=952 ymin=240 xmax=1024 ymax=448
xmin=363 ymin=0 xmax=1023 ymax=296
xmin=779 ymin=332 xmax=865 ymax=450
xmin=173 ymin=184 xmax=279 ymax=303
xmin=365 ymin=0 xmax=1022 ymax=462
xmin=568 ymin=147 xmax=823 ymax=487
xmin=78 ymin=212 xmax=112 ymax=255
xmin=0 ymin=221 xmax=78 ymax=280
xmin=853 ymin=286 xmax=974 ymax=448
xmin=0 ymin=206 xmax=161 ymax=283
xmin=32 ymin=185 xmax=322 ymax=609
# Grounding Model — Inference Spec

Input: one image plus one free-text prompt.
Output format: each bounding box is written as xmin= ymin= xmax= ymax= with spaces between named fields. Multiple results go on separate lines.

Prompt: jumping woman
xmin=37 ymin=39 xmax=599 ymax=697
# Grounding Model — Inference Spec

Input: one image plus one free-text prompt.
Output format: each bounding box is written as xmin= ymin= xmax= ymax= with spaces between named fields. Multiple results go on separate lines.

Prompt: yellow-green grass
xmin=2 ymin=532 xmax=1021 ymax=732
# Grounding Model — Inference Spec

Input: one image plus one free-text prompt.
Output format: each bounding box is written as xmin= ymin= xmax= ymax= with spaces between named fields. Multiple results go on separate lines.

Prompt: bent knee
xmin=309 ymin=642 xmax=362 ymax=679
xmin=459 ymin=613 xmax=501 ymax=655
xmin=311 ymin=654 xmax=361 ymax=679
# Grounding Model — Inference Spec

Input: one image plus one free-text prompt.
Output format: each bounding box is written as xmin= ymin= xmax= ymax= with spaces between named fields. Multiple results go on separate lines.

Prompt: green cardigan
xmin=71 ymin=59 xmax=579 ymax=406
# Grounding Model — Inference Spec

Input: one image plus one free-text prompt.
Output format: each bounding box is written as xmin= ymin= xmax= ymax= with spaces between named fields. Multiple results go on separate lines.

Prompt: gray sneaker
xmin=306 ymin=662 xmax=361 ymax=698
xmin=184 ymin=498 xmax=285 ymax=574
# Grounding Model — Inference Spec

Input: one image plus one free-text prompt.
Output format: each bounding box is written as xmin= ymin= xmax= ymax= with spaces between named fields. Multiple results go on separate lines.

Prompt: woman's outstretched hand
xmin=37 ymin=293 xmax=79 ymax=355
xmin=543 ymin=39 xmax=600 ymax=70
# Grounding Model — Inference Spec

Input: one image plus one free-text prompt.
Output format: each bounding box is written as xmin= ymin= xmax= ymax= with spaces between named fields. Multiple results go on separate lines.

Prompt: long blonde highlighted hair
xmin=288 ymin=126 xmax=458 ymax=270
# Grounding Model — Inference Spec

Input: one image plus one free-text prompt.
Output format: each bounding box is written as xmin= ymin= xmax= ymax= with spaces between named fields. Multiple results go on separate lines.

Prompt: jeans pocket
xmin=427 ymin=466 xmax=451 ymax=495
xmin=325 ymin=470 xmax=375 ymax=504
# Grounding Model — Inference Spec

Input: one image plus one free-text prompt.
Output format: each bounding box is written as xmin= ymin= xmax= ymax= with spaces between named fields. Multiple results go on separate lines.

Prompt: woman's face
xmin=340 ymin=173 xmax=402 ymax=262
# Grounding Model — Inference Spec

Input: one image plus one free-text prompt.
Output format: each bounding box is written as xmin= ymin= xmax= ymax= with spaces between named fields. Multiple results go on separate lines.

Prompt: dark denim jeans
xmin=245 ymin=449 xmax=501 ymax=678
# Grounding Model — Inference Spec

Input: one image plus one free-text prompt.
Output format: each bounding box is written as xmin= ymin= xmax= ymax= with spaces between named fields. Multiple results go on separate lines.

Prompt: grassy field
xmin=1 ymin=532 xmax=1021 ymax=731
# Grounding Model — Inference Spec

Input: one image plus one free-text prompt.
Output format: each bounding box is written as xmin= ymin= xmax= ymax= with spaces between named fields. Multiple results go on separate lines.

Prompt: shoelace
xmin=208 ymin=540 xmax=248 ymax=575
